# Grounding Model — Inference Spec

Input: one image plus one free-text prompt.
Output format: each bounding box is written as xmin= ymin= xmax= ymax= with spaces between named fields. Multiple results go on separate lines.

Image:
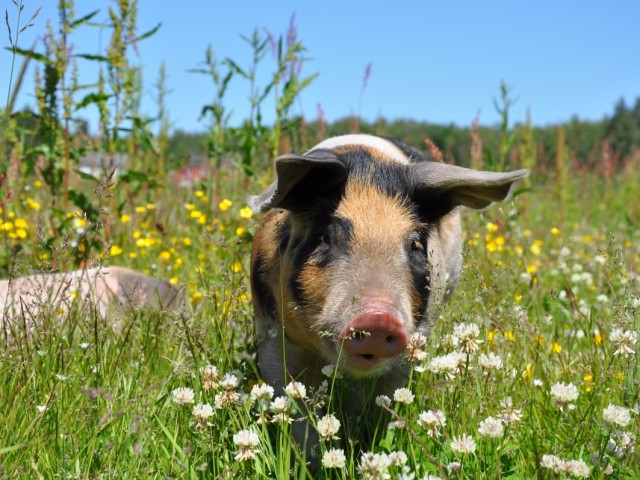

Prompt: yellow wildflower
xmin=159 ymin=250 xmax=171 ymax=261
xmin=170 ymin=276 xmax=179 ymax=285
xmin=15 ymin=218 xmax=28 ymax=229
xmin=504 ymin=330 xmax=515 ymax=342
xmin=232 ymin=261 xmax=243 ymax=273
xmin=27 ymin=198 xmax=41 ymax=210
xmin=239 ymin=206 xmax=253 ymax=220
xmin=551 ymin=342 xmax=563 ymax=354
xmin=550 ymin=227 xmax=560 ymax=235
xmin=195 ymin=190 xmax=205 ymax=198
xmin=33 ymin=180 xmax=43 ymax=188
xmin=135 ymin=206 xmax=146 ymax=214
xmin=218 ymin=199 xmax=233 ymax=212
xmin=191 ymin=292 xmax=203 ymax=305
xmin=109 ymin=245 xmax=124 ymax=256
xmin=526 ymin=264 xmax=537 ymax=274
xmin=121 ymin=214 xmax=131 ymax=223
xmin=530 ymin=240 xmax=542 ymax=256
xmin=236 ymin=226 xmax=246 ymax=236
xmin=73 ymin=218 xmax=87 ymax=228
xmin=185 ymin=203 xmax=195 ymax=211
xmin=486 ymin=222 xmax=499 ymax=233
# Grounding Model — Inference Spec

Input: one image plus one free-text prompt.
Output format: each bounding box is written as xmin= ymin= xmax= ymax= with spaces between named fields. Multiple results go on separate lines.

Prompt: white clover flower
xmin=606 ymin=432 xmax=636 ymax=459
xmin=375 ymin=395 xmax=391 ymax=408
xmin=450 ymin=433 xmax=476 ymax=454
xmin=618 ymin=431 xmax=636 ymax=451
xmin=477 ymin=416 xmax=504 ymax=438
xmin=603 ymin=403 xmax=632 ymax=428
xmin=172 ymin=387 xmax=195 ymax=405
xmin=358 ymin=452 xmax=391 ymax=479
xmin=550 ymin=382 xmax=579 ymax=410
xmin=478 ymin=352 xmax=503 ymax=374
xmin=79 ymin=342 xmax=90 ymax=349
xmin=452 ymin=322 xmax=482 ymax=354
xmin=322 ymin=448 xmax=346 ymax=468
xmin=540 ymin=454 xmax=564 ymax=472
xmin=284 ymin=381 xmax=307 ymax=399
xmin=316 ymin=414 xmax=341 ymax=440
xmin=201 ymin=364 xmax=219 ymax=381
xmin=499 ymin=399 xmax=523 ymax=427
xmin=388 ymin=450 xmax=408 ymax=466
xmin=193 ymin=403 xmax=214 ymax=424
xmin=387 ymin=419 xmax=406 ymax=430
xmin=232 ymin=428 xmax=260 ymax=461
xmin=250 ymin=383 xmax=275 ymax=403
xmin=270 ymin=396 xmax=293 ymax=423
xmin=36 ymin=405 xmax=48 ymax=413
xmin=214 ymin=389 xmax=240 ymax=409
xmin=533 ymin=379 xmax=544 ymax=387
xmin=610 ymin=328 xmax=637 ymax=357
xmin=393 ymin=388 xmax=415 ymax=404
xmin=406 ymin=332 xmax=428 ymax=362
xmin=428 ymin=351 xmax=466 ymax=378
xmin=565 ymin=459 xmax=591 ymax=477
xmin=219 ymin=373 xmax=239 ymax=390
xmin=321 ymin=364 xmax=341 ymax=378
xmin=417 ymin=409 xmax=446 ymax=437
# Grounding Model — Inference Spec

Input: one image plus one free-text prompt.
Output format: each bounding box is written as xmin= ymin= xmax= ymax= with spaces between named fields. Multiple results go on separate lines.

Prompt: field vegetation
xmin=0 ymin=2 xmax=638 ymax=478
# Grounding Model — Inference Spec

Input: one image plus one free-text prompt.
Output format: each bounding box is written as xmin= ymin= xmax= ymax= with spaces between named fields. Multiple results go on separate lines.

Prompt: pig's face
xmin=250 ymin=135 xmax=527 ymax=380
xmin=289 ymin=180 xmax=436 ymax=376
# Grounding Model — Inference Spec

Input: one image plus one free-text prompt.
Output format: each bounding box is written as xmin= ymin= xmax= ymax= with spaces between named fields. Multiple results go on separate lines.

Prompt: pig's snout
xmin=338 ymin=312 xmax=408 ymax=371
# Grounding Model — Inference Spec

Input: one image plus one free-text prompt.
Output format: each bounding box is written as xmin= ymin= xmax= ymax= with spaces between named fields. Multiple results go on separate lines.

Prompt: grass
xmin=0 ymin=170 xmax=637 ymax=479
xmin=0 ymin=3 xmax=638 ymax=478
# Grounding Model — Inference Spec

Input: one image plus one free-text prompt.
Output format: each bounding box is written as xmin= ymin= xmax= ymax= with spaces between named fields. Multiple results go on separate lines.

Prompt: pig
xmin=249 ymin=134 xmax=527 ymax=404
xmin=0 ymin=266 xmax=182 ymax=334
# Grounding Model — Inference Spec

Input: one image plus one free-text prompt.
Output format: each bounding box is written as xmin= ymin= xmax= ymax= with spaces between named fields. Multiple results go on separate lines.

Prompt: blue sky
xmin=2 ymin=1 xmax=639 ymax=133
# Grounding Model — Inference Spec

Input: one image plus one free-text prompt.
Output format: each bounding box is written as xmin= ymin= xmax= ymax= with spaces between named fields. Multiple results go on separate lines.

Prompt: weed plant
xmin=0 ymin=2 xmax=638 ymax=479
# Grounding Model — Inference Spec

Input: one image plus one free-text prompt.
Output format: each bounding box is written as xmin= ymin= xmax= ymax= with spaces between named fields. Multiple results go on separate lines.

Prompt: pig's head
xmin=250 ymin=135 xmax=527 ymax=378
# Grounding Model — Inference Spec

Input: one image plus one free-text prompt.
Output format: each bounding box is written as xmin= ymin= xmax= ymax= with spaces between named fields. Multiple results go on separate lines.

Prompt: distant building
xmin=78 ymin=152 xmax=129 ymax=178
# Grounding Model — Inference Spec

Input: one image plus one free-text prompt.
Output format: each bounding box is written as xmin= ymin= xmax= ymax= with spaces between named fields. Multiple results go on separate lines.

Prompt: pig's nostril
xmin=385 ymin=335 xmax=396 ymax=344
xmin=361 ymin=353 xmax=375 ymax=360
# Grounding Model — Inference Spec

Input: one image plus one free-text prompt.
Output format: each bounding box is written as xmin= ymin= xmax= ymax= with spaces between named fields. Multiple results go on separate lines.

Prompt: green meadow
xmin=0 ymin=2 xmax=638 ymax=478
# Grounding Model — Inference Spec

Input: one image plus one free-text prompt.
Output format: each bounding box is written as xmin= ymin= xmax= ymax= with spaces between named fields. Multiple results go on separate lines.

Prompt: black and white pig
xmin=249 ymin=134 xmax=527 ymax=402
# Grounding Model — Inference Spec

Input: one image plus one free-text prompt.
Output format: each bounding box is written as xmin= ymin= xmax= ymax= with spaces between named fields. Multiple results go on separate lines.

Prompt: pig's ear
xmin=412 ymin=162 xmax=528 ymax=218
xmin=248 ymin=149 xmax=348 ymax=212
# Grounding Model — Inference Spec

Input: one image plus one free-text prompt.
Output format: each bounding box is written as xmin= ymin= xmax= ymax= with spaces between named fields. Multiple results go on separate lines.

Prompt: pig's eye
xmin=411 ymin=239 xmax=425 ymax=253
xmin=319 ymin=233 xmax=330 ymax=246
